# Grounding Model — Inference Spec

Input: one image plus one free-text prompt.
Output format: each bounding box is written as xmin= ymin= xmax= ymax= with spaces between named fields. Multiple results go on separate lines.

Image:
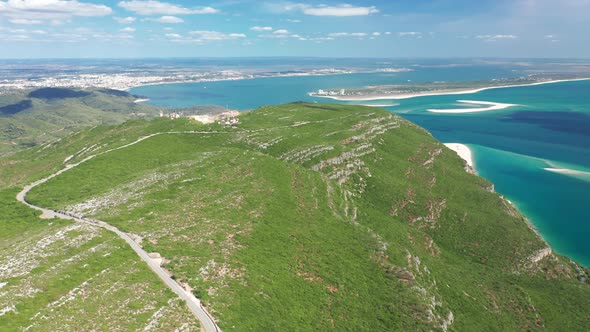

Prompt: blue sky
xmin=0 ymin=0 xmax=588 ymax=58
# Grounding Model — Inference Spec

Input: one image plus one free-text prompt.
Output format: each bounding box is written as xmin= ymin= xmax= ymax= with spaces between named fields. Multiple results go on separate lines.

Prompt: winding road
xmin=16 ymin=131 xmax=222 ymax=332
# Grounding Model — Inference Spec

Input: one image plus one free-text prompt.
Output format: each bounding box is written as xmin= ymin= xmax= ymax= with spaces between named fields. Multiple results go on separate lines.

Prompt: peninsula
xmin=309 ymin=76 xmax=590 ymax=101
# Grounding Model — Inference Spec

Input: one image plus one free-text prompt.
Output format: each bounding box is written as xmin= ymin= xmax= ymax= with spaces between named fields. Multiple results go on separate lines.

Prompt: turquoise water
xmin=131 ymin=72 xmax=590 ymax=267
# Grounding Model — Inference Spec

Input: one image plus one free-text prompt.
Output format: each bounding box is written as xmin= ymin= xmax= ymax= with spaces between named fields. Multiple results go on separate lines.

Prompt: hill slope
xmin=0 ymin=88 xmax=160 ymax=156
xmin=3 ymin=103 xmax=590 ymax=330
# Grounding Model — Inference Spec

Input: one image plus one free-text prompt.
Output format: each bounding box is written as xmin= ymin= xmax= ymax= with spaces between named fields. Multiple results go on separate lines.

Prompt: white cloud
xmin=9 ymin=18 xmax=42 ymax=25
xmin=476 ymin=34 xmax=518 ymax=41
xmin=0 ymin=27 xmax=140 ymax=43
xmin=120 ymin=27 xmax=136 ymax=33
xmin=303 ymin=37 xmax=334 ymax=41
xmin=145 ymin=15 xmax=184 ymax=23
xmin=372 ymin=32 xmax=380 ymax=36
xmin=114 ymin=16 xmax=136 ymax=24
xmin=399 ymin=31 xmax=422 ymax=37
xmin=258 ymin=31 xmax=300 ymax=39
xmin=118 ymin=1 xmax=218 ymax=15
xmin=0 ymin=0 xmax=112 ymax=21
xmin=286 ymin=19 xmax=301 ymax=23
xmin=544 ymin=34 xmax=559 ymax=42
xmin=328 ymin=32 xmax=368 ymax=37
xmin=283 ymin=3 xmax=378 ymax=16
xmin=189 ymin=30 xmax=246 ymax=41
xmin=50 ymin=19 xmax=68 ymax=26
xmin=250 ymin=26 xmax=273 ymax=31
xmin=166 ymin=33 xmax=181 ymax=38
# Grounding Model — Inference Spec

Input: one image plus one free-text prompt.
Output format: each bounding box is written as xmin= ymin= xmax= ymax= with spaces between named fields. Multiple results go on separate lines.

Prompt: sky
xmin=0 ymin=0 xmax=588 ymax=58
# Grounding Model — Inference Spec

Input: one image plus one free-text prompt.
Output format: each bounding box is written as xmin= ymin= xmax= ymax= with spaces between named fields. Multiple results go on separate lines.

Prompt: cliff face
xmin=4 ymin=103 xmax=590 ymax=330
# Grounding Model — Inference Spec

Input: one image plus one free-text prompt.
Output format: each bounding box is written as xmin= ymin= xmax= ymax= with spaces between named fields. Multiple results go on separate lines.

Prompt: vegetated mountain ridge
xmin=0 ymin=87 xmax=237 ymax=157
xmin=1 ymin=103 xmax=589 ymax=330
xmin=0 ymin=87 xmax=161 ymax=156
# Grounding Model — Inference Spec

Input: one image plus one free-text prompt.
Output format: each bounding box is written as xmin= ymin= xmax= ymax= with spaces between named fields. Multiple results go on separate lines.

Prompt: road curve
xmin=16 ymin=132 xmax=222 ymax=332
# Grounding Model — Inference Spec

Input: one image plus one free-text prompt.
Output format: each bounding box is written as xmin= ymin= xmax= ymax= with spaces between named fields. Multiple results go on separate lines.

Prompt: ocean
xmin=130 ymin=62 xmax=590 ymax=267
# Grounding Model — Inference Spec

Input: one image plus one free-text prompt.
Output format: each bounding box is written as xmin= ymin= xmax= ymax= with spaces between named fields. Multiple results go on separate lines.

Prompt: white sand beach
xmin=311 ymin=77 xmax=590 ymax=101
xmin=444 ymin=143 xmax=473 ymax=167
xmin=427 ymin=100 xmax=518 ymax=113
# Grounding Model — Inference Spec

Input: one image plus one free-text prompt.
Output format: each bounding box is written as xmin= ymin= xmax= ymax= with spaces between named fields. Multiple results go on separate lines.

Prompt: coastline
xmin=444 ymin=143 xmax=474 ymax=168
xmin=123 ymin=69 xmax=389 ymax=92
xmin=442 ymin=143 xmax=567 ymax=265
xmin=309 ymin=77 xmax=590 ymax=101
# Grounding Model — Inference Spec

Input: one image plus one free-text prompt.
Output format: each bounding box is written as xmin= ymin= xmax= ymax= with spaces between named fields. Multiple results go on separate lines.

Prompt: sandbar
xmin=311 ymin=78 xmax=590 ymax=101
xmin=427 ymin=100 xmax=518 ymax=113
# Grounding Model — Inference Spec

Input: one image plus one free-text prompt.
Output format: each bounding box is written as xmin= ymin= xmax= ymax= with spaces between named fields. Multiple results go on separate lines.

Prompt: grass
xmin=4 ymin=102 xmax=590 ymax=330
xmin=0 ymin=188 xmax=201 ymax=331
xmin=0 ymin=88 xmax=161 ymax=156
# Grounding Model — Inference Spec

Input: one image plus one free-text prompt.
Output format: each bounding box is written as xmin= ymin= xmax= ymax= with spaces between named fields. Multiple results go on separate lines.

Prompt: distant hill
xmin=97 ymin=88 xmax=135 ymax=97
xmin=0 ymin=88 xmax=161 ymax=156
xmin=3 ymin=103 xmax=588 ymax=330
xmin=0 ymin=100 xmax=32 ymax=116
xmin=28 ymin=87 xmax=92 ymax=99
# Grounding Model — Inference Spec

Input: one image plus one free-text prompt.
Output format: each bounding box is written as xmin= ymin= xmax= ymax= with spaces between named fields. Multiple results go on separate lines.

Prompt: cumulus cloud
xmin=120 ymin=27 xmax=136 ymax=33
xmin=250 ymin=26 xmax=273 ymax=31
xmin=282 ymin=3 xmax=378 ymax=16
xmin=0 ymin=0 xmax=112 ymax=21
xmin=144 ymin=15 xmax=184 ymax=23
xmin=273 ymin=29 xmax=289 ymax=34
xmin=118 ymin=0 xmax=218 ymax=15
xmin=114 ymin=16 xmax=136 ymax=24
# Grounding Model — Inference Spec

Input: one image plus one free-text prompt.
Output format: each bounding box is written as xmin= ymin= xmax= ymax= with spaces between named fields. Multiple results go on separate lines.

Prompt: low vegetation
xmin=0 ymin=189 xmax=200 ymax=331
xmin=0 ymin=88 xmax=160 ymax=156
xmin=2 ymin=102 xmax=589 ymax=330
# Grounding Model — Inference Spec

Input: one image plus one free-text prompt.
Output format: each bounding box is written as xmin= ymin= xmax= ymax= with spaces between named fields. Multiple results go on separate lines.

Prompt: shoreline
xmin=124 ymin=70 xmax=376 ymax=92
xmin=309 ymin=77 xmax=590 ymax=101
xmin=444 ymin=143 xmax=474 ymax=168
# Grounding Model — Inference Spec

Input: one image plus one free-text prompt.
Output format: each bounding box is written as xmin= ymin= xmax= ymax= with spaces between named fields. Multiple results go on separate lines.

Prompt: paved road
xmin=16 ymin=132 xmax=221 ymax=332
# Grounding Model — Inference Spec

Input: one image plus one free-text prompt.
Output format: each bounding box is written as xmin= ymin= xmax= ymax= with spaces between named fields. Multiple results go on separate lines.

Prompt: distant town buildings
xmin=160 ymin=110 xmax=241 ymax=126
xmin=0 ymin=67 xmax=358 ymax=94
xmin=314 ymin=88 xmax=347 ymax=96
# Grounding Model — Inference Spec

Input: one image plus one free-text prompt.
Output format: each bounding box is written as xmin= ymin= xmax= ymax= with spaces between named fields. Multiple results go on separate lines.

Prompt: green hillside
xmin=0 ymin=88 xmax=160 ymax=156
xmin=2 ymin=103 xmax=589 ymax=330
